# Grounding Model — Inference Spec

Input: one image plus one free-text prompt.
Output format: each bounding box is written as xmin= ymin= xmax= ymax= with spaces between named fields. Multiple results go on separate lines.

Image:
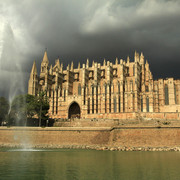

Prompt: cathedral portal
xmin=68 ymin=102 xmax=81 ymax=119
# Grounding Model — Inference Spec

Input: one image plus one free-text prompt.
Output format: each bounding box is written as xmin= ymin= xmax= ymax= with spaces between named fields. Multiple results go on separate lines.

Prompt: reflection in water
xmin=7 ymin=149 xmax=53 ymax=152
xmin=0 ymin=149 xmax=180 ymax=180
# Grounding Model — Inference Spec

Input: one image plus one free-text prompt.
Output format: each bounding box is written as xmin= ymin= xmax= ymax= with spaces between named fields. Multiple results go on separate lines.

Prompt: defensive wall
xmin=54 ymin=112 xmax=180 ymax=127
xmin=1 ymin=126 xmax=180 ymax=150
xmin=52 ymin=112 xmax=180 ymax=125
xmin=83 ymin=112 xmax=180 ymax=120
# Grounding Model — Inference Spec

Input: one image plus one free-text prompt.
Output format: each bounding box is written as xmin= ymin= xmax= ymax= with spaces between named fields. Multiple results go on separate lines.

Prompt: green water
xmin=0 ymin=149 xmax=180 ymax=180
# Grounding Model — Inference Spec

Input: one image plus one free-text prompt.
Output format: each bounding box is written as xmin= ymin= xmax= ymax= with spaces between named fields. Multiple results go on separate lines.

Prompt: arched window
xmin=88 ymin=98 xmax=90 ymax=114
xmin=118 ymin=83 xmax=120 ymax=94
xmin=105 ymin=84 xmax=107 ymax=113
xmin=145 ymin=86 xmax=149 ymax=92
xmin=119 ymin=95 xmax=121 ymax=112
xmin=130 ymin=81 xmax=133 ymax=91
xmin=91 ymin=86 xmax=94 ymax=113
xmin=56 ymin=89 xmax=58 ymax=114
xmin=96 ymin=87 xmax=98 ymax=113
xmin=141 ymin=97 xmax=143 ymax=112
xmin=78 ymin=84 xmax=81 ymax=95
xmin=92 ymin=98 xmax=94 ymax=114
xmin=52 ymin=90 xmax=54 ymax=114
xmin=164 ymin=84 xmax=169 ymax=105
xmin=49 ymin=90 xmax=51 ymax=97
xmin=64 ymin=89 xmax=66 ymax=101
xmin=60 ymin=88 xmax=62 ymax=96
xmin=114 ymin=97 xmax=117 ymax=113
xmin=174 ymin=85 xmax=177 ymax=104
xmin=109 ymin=84 xmax=111 ymax=113
xmin=84 ymin=87 xmax=86 ymax=105
xmin=133 ymin=65 xmax=135 ymax=76
xmin=92 ymin=86 xmax=94 ymax=95
xmin=146 ymin=96 xmax=149 ymax=112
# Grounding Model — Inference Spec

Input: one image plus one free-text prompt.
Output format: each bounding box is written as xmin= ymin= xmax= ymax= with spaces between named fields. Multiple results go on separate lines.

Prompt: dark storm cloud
xmin=0 ymin=0 xmax=180 ymax=97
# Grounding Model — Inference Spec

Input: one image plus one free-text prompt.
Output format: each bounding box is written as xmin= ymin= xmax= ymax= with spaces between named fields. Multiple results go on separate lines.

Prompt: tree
xmin=0 ymin=97 xmax=9 ymax=125
xmin=25 ymin=94 xmax=36 ymax=119
xmin=8 ymin=93 xmax=49 ymax=126
xmin=10 ymin=94 xmax=27 ymax=126
xmin=34 ymin=91 xmax=49 ymax=127
xmin=10 ymin=94 xmax=36 ymax=126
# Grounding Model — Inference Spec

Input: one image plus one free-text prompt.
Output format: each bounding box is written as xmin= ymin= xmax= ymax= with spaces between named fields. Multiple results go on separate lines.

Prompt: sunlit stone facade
xmin=28 ymin=51 xmax=180 ymax=119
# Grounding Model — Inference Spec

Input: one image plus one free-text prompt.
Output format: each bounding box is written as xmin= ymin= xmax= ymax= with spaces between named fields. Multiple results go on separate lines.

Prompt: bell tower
xmin=40 ymin=49 xmax=49 ymax=76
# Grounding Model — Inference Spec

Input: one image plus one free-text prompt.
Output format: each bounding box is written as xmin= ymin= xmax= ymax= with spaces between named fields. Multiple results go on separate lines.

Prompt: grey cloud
xmin=0 ymin=0 xmax=180 ymax=97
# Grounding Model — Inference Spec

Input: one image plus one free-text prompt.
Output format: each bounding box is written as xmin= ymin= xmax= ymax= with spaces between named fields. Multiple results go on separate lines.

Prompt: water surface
xmin=0 ymin=148 xmax=180 ymax=180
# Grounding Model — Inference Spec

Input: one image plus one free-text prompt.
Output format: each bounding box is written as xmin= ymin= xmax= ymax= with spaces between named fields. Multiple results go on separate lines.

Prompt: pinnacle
xmin=56 ymin=58 xmax=60 ymax=69
xmin=31 ymin=60 xmax=37 ymax=75
xmin=103 ymin=58 xmax=106 ymax=66
xmin=49 ymin=65 xmax=53 ymax=74
xmin=42 ymin=50 xmax=49 ymax=64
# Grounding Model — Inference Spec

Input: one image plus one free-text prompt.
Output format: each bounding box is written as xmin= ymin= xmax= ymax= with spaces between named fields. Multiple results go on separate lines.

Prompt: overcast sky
xmin=0 ymin=0 xmax=180 ymax=97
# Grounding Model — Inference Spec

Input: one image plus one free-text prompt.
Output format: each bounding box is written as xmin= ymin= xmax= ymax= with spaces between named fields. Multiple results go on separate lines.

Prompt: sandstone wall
xmin=112 ymin=128 xmax=180 ymax=147
xmin=54 ymin=112 xmax=180 ymax=127
xmin=0 ymin=127 xmax=180 ymax=148
xmin=53 ymin=112 xmax=180 ymax=121
xmin=0 ymin=127 xmax=111 ymax=147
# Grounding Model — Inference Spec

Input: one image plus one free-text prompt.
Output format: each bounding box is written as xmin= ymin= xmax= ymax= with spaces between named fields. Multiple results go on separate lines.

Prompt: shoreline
xmin=1 ymin=144 xmax=180 ymax=152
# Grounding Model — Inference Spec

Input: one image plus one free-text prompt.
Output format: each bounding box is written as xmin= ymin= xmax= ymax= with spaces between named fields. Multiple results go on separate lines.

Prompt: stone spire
xmin=42 ymin=49 xmax=49 ymax=64
xmin=120 ymin=59 xmax=123 ymax=64
xmin=55 ymin=58 xmax=61 ymax=70
xmin=134 ymin=50 xmax=139 ymax=62
xmin=30 ymin=60 xmax=37 ymax=76
xmin=71 ymin=61 xmax=74 ymax=71
xmin=145 ymin=59 xmax=149 ymax=70
xmin=41 ymin=49 xmax=49 ymax=74
xmin=86 ymin=58 xmax=89 ymax=68
xmin=78 ymin=62 xmax=81 ymax=69
xmin=60 ymin=63 xmax=63 ymax=72
xmin=140 ymin=52 xmax=144 ymax=64
xmin=127 ymin=56 xmax=130 ymax=63
xmin=92 ymin=60 xmax=95 ymax=67
xmin=115 ymin=57 xmax=118 ymax=65
xmin=103 ymin=58 xmax=106 ymax=66
xmin=67 ymin=64 xmax=69 ymax=70
xmin=49 ymin=65 xmax=53 ymax=75
xmin=28 ymin=60 xmax=38 ymax=95
xmin=134 ymin=51 xmax=137 ymax=62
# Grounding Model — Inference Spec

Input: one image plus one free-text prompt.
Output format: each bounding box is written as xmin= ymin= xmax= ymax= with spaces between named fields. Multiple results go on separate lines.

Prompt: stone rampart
xmin=0 ymin=126 xmax=180 ymax=150
xmin=54 ymin=113 xmax=180 ymax=127
xmin=85 ymin=112 xmax=180 ymax=120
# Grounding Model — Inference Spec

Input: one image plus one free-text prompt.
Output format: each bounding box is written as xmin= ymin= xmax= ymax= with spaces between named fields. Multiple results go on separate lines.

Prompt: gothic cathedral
xmin=28 ymin=51 xmax=180 ymax=119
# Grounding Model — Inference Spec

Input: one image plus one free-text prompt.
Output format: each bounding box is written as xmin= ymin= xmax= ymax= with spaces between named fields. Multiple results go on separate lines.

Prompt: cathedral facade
xmin=28 ymin=51 xmax=180 ymax=119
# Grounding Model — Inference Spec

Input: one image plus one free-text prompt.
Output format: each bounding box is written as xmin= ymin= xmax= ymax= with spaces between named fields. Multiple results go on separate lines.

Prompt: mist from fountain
xmin=0 ymin=19 xmax=32 ymax=149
